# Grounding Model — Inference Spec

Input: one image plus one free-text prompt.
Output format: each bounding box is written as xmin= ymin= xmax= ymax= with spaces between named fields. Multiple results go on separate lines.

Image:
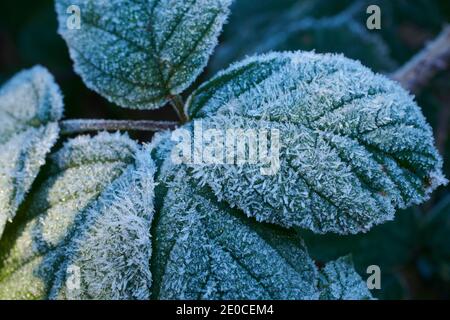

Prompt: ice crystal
xmin=0 ymin=66 xmax=63 ymax=237
xmin=0 ymin=132 xmax=155 ymax=300
xmin=319 ymin=256 xmax=372 ymax=300
xmin=185 ymin=51 xmax=447 ymax=234
xmin=55 ymin=0 xmax=232 ymax=110
xmin=151 ymin=154 xmax=371 ymax=300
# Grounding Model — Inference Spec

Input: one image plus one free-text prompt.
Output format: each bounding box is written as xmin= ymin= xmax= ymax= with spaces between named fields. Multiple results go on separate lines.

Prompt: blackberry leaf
xmin=0 ymin=66 xmax=63 ymax=237
xmin=0 ymin=132 xmax=155 ymax=299
xmin=55 ymin=0 xmax=232 ymax=110
xmin=185 ymin=52 xmax=447 ymax=234
xmin=319 ymin=256 xmax=372 ymax=300
xmin=151 ymin=149 xmax=371 ymax=299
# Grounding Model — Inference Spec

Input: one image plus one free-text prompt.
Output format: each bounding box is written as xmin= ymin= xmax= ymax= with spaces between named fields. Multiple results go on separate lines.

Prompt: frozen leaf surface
xmin=185 ymin=52 xmax=447 ymax=234
xmin=151 ymin=143 xmax=370 ymax=300
xmin=0 ymin=66 xmax=63 ymax=237
xmin=55 ymin=0 xmax=231 ymax=110
xmin=318 ymin=256 xmax=372 ymax=300
xmin=0 ymin=132 xmax=155 ymax=299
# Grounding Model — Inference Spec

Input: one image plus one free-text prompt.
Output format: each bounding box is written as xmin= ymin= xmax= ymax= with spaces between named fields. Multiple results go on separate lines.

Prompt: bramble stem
xmin=392 ymin=25 xmax=450 ymax=94
xmin=60 ymin=119 xmax=178 ymax=135
xmin=61 ymin=27 xmax=449 ymax=135
xmin=169 ymin=94 xmax=188 ymax=123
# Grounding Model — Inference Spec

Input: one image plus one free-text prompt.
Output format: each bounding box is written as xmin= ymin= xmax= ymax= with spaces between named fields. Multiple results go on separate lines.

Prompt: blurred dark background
xmin=0 ymin=0 xmax=449 ymax=299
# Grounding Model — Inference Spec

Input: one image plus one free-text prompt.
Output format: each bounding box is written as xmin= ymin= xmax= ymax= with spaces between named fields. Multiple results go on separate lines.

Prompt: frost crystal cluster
xmin=0 ymin=66 xmax=63 ymax=237
xmin=55 ymin=0 xmax=232 ymax=110
xmin=151 ymin=142 xmax=372 ymax=299
xmin=0 ymin=0 xmax=446 ymax=301
xmin=0 ymin=133 xmax=155 ymax=299
xmin=185 ymin=52 xmax=446 ymax=234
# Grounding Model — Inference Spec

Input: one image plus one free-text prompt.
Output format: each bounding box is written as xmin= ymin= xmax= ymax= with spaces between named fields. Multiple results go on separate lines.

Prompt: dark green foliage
xmin=0 ymin=0 xmax=449 ymax=300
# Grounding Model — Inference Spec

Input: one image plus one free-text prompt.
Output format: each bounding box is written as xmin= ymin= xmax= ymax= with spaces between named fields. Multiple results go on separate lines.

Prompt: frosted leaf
xmin=151 ymin=158 xmax=371 ymax=300
xmin=0 ymin=66 xmax=63 ymax=238
xmin=55 ymin=0 xmax=231 ymax=110
xmin=154 ymin=168 xmax=318 ymax=299
xmin=184 ymin=51 xmax=447 ymax=234
xmin=0 ymin=132 xmax=156 ymax=300
xmin=318 ymin=256 xmax=372 ymax=300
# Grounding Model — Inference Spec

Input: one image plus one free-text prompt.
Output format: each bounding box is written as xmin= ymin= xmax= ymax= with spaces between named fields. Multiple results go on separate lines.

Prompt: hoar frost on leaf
xmin=55 ymin=0 xmax=232 ymax=110
xmin=0 ymin=132 xmax=156 ymax=300
xmin=151 ymin=141 xmax=371 ymax=300
xmin=318 ymin=256 xmax=372 ymax=300
xmin=0 ymin=66 xmax=63 ymax=238
xmin=185 ymin=51 xmax=447 ymax=234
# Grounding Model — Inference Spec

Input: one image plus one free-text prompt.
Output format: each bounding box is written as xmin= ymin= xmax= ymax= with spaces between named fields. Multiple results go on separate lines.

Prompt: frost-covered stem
xmin=60 ymin=119 xmax=178 ymax=135
xmin=392 ymin=25 xmax=450 ymax=93
xmin=169 ymin=94 xmax=188 ymax=123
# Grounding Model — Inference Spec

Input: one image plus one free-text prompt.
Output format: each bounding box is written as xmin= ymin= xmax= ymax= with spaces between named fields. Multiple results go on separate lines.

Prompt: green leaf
xmin=0 ymin=66 xmax=63 ymax=237
xmin=151 ymin=151 xmax=371 ymax=300
xmin=0 ymin=132 xmax=155 ymax=299
xmin=184 ymin=51 xmax=447 ymax=234
xmin=55 ymin=0 xmax=232 ymax=110
xmin=318 ymin=256 xmax=373 ymax=300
